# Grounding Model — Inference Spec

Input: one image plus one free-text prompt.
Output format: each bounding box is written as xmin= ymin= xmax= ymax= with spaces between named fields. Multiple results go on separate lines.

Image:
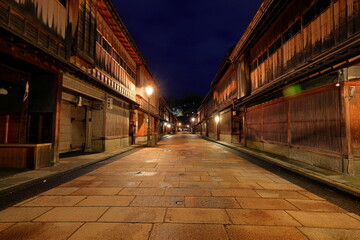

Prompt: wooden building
xmin=0 ymin=0 xmax=174 ymax=169
xmin=198 ymin=0 xmax=360 ymax=175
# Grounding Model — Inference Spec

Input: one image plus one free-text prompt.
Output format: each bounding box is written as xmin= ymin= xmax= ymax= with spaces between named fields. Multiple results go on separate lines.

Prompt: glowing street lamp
xmin=215 ymin=116 xmax=220 ymax=123
xmin=145 ymin=86 xmax=153 ymax=146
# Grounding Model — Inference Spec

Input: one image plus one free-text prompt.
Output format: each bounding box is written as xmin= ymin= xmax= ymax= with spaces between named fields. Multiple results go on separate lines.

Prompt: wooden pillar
xmin=340 ymin=79 xmax=354 ymax=175
xmin=51 ymin=72 xmax=63 ymax=165
xmin=19 ymin=81 xmax=29 ymax=143
xmin=4 ymin=115 xmax=9 ymax=144
xmin=84 ymin=106 xmax=92 ymax=152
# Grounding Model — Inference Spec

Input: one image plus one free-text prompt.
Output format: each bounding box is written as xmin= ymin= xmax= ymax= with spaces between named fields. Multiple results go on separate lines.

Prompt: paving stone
xmin=227 ymin=209 xmax=301 ymax=226
xmin=236 ymin=176 xmax=275 ymax=183
xmin=149 ymin=223 xmax=229 ymax=240
xmin=165 ymin=208 xmax=231 ymax=224
xmin=208 ymin=172 xmax=242 ymax=177
xmin=59 ymin=181 xmax=103 ymax=188
xmin=0 ymin=207 xmax=51 ymax=222
xmin=348 ymin=213 xmax=360 ymax=221
xmin=68 ymin=223 xmax=152 ymax=240
xmin=0 ymin=222 xmax=82 ymax=240
xmin=21 ymin=196 xmax=86 ymax=207
xmin=165 ymin=188 xmax=211 ymax=197
xmin=131 ymin=196 xmax=185 ymax=207
xmin=175 ymin=171 xmax=209 ymax=176
xmin=40 ymin=188 xmax=80 ymax=196
xmin=98 ymin=181 xmax=141 ymax=188
xmin=298 ymin=191 xmax=325 ymax=200
xmin=99 ymin=207 xmax=165 ymax=222
xmin=218 ymin=182 xmax=263 ymax=189
xmin=226 ymin=225 xmax=308 ymax=240
xmin=299 ymin=227 xmax=360 ymax=240
xmin=179 ymin=181 xmax=220 ymax=188
xmin=0 ymin=223 xmax=15 ymax=232
xmin=13 ymin=196 xmax=39 ymax=206
xmin=258 ymin=183 xmax=304 ymax=191
xmin=139 ymin=181 xmax=179 ymax=188
xmin=255 ymin=190 xmax=309 ymax=199
xmin=165 ymin=176 xmax=202 ymax=182
xmin=157 ymin=167 xmax=186 ymax=172
xmin=34 ymin=207 xmax=108 ymax=222
xmin=201 ymin=176 xmax=239 ymax=182
xmin=71 ymin=188 xmax=122 ymax=196
xmin=287 ymin=211 xmax=360 ymax=229
xmin=119 ymin=187 xmax=165 ymax=196
xmin=287 ymin=199 xmax=346 ymax=212
xmin=76 ymin=196 xmax=135 ymax=206
xmin=211 ymin=189 xmax=260 ymax=197
xmin=74 ymin=176 xmax=97 ymax=181
xmin=185 ymin=197 xmax=240 ymax=208
xmin=236 ymin=197 xmax=298 ymax=210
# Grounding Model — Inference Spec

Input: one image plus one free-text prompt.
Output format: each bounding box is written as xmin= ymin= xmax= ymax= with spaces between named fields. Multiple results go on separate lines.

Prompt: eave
xmin=97 ymin=0 xmax=145 ymax=65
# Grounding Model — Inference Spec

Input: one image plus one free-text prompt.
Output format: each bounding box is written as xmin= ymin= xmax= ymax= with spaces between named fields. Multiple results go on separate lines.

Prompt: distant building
xmin=198 ymin=0 xmax=360 ymax=175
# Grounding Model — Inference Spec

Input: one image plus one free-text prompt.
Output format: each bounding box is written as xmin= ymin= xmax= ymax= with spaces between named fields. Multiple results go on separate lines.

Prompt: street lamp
xmin=145 ymin=86 xmax=153 ymax=146
xmin=191 ymin=117 xmax=195 ymax=134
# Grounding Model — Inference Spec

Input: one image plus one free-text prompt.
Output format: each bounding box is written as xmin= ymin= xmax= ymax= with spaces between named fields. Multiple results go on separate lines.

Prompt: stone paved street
xmin=0 ymin=134 xmax=360 ymax=239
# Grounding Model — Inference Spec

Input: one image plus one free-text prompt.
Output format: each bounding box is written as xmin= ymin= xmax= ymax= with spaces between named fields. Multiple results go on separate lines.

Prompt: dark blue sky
xmin=113 ymin=0 xmax=262 ymax=98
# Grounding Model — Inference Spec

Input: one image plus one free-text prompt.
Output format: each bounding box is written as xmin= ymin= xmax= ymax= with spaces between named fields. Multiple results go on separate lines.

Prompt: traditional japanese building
xmin=0 ymin=0 xmax=174 ymax=169
xmin=198 ymin=0 xmax=360 ymax=175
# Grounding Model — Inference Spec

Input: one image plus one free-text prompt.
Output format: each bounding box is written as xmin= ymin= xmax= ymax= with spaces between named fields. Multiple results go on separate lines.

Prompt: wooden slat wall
xmin=0 ymin=115 xmax=5 ymax=143
xmin=208 ymin=117 xmax=216 ymax=139
xmin=246 ymin=107 xmax=262 ymax=141
xmin=237 ymin=54 xmax=250 ymax=98
xmin=263 ymin=101 xmax=288 ymax=143
xmin=220 ymin=111 xmax=232 ymax=135
xmin=349 ymin=83 xmax=360 ymax=156
xmin=290 ymin=87 xmax=341 ymax=152
xmin=249 ymin=0 xmax=360 ymax=92
xmin=13 ymin=0 xmax=68 ymax=39
xmin=246 ymin=85 xmax=342 ymax=153
xmin=106 ymin=99 xmax=130 ymax=137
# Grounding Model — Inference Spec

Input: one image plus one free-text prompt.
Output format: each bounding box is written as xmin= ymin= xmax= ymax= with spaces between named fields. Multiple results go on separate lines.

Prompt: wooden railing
xmin=0 ymin=1 xmax=67 ymax=59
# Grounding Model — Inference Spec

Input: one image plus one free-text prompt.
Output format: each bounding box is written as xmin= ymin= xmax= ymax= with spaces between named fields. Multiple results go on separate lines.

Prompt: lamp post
xmin=191 ymin=117 xmax=195 ymax=134
xmin=215 ymin=115 xmax=220 ymax=140
xmin=145 ymin=86 xmax=153 ymax=146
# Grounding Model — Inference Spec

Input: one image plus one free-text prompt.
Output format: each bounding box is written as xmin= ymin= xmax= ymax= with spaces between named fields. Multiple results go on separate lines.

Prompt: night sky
xmin=113 ymin=0 xmax=262 ymax=98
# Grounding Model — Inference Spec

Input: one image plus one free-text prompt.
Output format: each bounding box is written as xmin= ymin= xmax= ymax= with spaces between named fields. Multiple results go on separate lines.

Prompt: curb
xmin=203 ymin=136 xmax=360 ymax=199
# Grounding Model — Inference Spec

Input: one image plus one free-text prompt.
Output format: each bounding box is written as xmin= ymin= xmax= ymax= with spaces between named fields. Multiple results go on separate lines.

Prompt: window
xmin=251 ymin=60 xmax=258 ymax=71
xmin=58 ymin=0 xmax=66 ymax=7
xmin=96 ymin=31 xmax=102 ymax=43
xmin=269 ymin=37 xmax=282 ymax=56
xmin=316 ymin=0 xmax=331 ymax=15
xmin=291 ymin=20 xmax=301 ymax=36
xmin=283 ymin=28 xmax=292 ymax=43
xmin=303 ymin=5 xmax=316 ymax=26
xmin=303 ymin=0 xmax=330 ymax=27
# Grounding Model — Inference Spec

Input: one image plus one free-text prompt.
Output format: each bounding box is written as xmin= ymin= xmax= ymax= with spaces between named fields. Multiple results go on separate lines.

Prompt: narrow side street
xmin=0 ymin=133 xmax=359 ymax=239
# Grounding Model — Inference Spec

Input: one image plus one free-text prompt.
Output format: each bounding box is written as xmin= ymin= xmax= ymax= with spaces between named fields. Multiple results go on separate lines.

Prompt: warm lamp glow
xmin=191 ymin=117 xmax=195 ymax=122
xmin=0 ymin=87 xmax=8 ymax=95
xmin=145 ymin=86 xmax=153 ymax=96
xmin=215 ymin=116 xmax=220 ymax=123
xmin=178 ymin=123 xmax=181 ymax=126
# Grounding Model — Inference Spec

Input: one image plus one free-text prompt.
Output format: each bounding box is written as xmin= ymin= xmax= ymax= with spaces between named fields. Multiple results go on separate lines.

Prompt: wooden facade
xmin=0 ymin=0 xmax=176 ymax=169
xmin=197 ymin=0 xmax=360 ymax=175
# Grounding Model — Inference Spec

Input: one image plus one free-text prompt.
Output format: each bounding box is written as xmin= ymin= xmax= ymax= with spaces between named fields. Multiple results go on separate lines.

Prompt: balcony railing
xmin=136 ymin=95 xmax=157 ymax=115
xmin=0 ymin=2 xmax=67 ymax=59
